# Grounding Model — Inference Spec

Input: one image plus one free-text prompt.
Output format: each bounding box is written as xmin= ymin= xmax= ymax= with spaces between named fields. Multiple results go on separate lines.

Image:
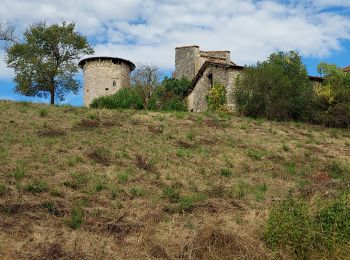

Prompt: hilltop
xmin=0 ymin=101 xmax=350 ymax=259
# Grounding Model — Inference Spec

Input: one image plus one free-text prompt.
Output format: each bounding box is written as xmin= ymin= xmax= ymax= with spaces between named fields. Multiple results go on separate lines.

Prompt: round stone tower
xmin=78 ymin=56 xmax=136 ymax=106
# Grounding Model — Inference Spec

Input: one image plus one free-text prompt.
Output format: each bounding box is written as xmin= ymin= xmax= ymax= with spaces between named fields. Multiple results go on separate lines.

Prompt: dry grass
xmin=0 ymin=100 xmax=350 ymax=259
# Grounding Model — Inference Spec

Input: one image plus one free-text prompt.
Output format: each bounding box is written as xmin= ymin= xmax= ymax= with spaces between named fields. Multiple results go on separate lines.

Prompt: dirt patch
xmin=191 ymin=226 xmax=270 ymax=259
xmin=135 ymin=154 xmax=153 ymax=172
xmin=37 ymin=128 xmax=66 ymax=137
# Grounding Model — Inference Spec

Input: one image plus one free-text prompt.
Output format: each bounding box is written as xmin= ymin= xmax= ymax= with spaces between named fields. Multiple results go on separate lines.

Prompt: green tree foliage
xmin=6 ymin=22 xmax=94 ymax=104
xmin=90 ymin=87 xmax=144 ymax=110
xmin=206 ymin=83 xmax=227 ymax=111
xmin=234 ymin=51 xmax=314 ymax=121
xmin=148 ymin=77 xmax=191 ymax=111
xmin=91 ymin=76 xmax=191 ymax=111
xmin=314 ymin=63 xmax=350 ymax=128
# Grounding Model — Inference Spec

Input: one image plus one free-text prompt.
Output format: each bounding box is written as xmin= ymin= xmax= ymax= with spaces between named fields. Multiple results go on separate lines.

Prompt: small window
xmin=113 ymin=81 xmax=116 ymax=87
xmin=86 ymin=90 xmax=89 ymax=92
xmin=208 ymin=73 xmax=213 ymax=88
xmin=105 ymin=88 xmax=109 ymax=91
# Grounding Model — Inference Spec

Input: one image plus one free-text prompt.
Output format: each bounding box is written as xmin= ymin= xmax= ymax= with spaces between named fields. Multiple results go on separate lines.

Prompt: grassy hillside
xmin=0 ymin=100 xmax=350 ymax=259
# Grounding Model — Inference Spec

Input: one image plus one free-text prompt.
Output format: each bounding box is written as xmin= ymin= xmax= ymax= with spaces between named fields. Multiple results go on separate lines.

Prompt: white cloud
xmin=0 ymin=0 xmax=350 ymax=75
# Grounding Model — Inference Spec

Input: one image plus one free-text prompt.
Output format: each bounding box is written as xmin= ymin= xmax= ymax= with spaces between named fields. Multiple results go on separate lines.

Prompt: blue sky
xmin=1 ymin=0 xmax=350 ymax=106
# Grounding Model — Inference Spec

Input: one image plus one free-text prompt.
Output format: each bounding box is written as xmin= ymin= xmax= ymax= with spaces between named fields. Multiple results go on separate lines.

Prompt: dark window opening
xmin=86 ymin=90 xmax=89 ymax=92
xmin=105 ymin=88 xmax=109 ymax=91
xmin=113 ymin=81 xmax=116 ymax=87
xmin=208 ymin=73 xmax=213 ymax=88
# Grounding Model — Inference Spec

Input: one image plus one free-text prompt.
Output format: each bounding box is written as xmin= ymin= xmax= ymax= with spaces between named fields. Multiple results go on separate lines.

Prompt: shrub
xmin=234 ymin=51 xmax=315 ymax=122
xmin=314 ymin=63 xmax=350 ymax=128
xmin=148 ymin=77 xmax=191 ymax=111
xmin=90 ymin=87 xmax=144 ymax=110
xmin=220 ymin=168 xmax=232 ymax=178
xmin=25 ymin=179 xmax=48 ymax=193
xmin=163 ymin=187 xmax=180 ymax=203
xmin=65 ymin=203 xmax=84 ymax=229
xmin=265 ymin=197 xmax=350 ymax=257
xmin=39 ymin=108 xmax=48 ymax=117
xmin=206 ymin=83 xmax=227 ymax=111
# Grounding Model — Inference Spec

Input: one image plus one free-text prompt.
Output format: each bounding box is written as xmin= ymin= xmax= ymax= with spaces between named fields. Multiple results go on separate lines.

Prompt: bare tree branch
xmin=0 ymin=21 xmax=16 ymax=43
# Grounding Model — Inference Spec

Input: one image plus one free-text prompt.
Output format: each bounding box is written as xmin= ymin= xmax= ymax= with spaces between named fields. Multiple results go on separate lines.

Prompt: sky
xmin=1 ymin=0 xmax=350 ymax=106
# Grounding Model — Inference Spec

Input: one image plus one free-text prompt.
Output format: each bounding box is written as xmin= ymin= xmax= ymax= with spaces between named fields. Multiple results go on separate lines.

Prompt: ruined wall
xmin=82 ymin=60 xmax=132 ymax=106
xmin=188 ymin=65 xmax=242 ymax=112
xmin=189 ymin=65 xmax=229 ymax=112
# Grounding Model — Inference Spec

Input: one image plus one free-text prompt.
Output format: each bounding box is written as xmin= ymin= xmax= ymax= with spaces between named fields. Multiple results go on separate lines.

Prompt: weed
xmin=247 ymin=149 xmax=264 ymax=160
xmin=165 ymin=194 xmax=205 ymax=213
xmin=39 ymin=108 xmax=48 ymax=117
xmin=94 ymin=178 xmax=107 ymax=192
xmin=65 ymin=203 xmax=84 ymax=230
xmin=110 ymin=187 xmax=118 ymax=200
xmin=41 ymin=202 xmax=60 ymax=216
xmin=118 ymin=171 xmax=129 ymax=183
xmin=284 ymin=161 xmax=297 ymax=175
xmin=130 ymin=187 xmax=145 ymax=198
xmin=265 ymin=197 xmax=350 ymax=257
xmin=186 ymin=131 xmax=195 ymax=141
xmin=220 ymin=168 xmax=232 ymax=178
xmin=24 ymin=179 xmax=48 ymax=193
xmin=88 ymin=147 xmax=111 ymax=165
xmin=254 ymin=183 xmax=268 ymax=201
xmin=282 ymin=143 xmax=290 ymax=152
xmin=50 ymin=188 xmax=64 ymax=198
xmin=67 ymin=156 xmax=84 ymax=167
xmin=64 ymin=172 xmax=89 ymax=190
xmin=234 ymin=180 xmax=250 ymax=199
xmin=13 ymin=167 xmax=26 ymax=181
xmin=176 ymin=148 xmax=192 ymax=158
xmin=0 ymin=183 xmax=7 ymax=196
xmin=162 ymin=187 xmax=180 ymax=203
xmin=328 ymin=160 xmax=350 ymax=179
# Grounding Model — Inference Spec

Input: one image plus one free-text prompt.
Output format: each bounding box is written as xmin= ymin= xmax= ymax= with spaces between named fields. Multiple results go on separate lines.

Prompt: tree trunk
xmin=50 ymin=80 xmax=55 ymax=105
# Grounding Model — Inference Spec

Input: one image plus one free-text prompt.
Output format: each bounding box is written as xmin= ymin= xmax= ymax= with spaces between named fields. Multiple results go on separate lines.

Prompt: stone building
xmin=79 ymin=57 xmax=135 ymax=106
xmin=174 ymin=45 xmax=323 ymax=112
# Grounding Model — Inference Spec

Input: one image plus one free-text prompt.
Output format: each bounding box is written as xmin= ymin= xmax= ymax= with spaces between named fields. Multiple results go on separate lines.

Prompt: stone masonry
xmin=175 ymin=45 xmax=242 ymax=112
xmin=79 ymin=57 xmax=135 ymax=106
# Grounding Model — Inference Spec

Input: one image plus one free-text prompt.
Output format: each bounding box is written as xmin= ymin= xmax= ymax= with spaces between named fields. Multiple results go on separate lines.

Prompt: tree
xmin=6 ymin=22 xmax=94 ymax=104
xmin=314 ymin=63 xmax=350 ymax=127
xmin=0 ymin=21 xmax=15 ymax=43
xmin=131 ymin=64 xmax=161 ymax=108
xmin=233 ymin=51 xmax=314 ymax=121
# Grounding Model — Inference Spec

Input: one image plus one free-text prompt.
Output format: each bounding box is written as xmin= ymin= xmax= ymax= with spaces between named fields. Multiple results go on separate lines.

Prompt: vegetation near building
xmin=6 ymin=21 xmax=94 ymax=104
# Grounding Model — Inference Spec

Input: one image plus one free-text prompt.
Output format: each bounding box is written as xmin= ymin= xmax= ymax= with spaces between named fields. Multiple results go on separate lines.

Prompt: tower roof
xmin=78 ymin=56 xmax=136 ymax=71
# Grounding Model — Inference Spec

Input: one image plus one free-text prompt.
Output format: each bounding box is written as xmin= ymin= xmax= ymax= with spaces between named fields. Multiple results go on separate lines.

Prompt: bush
xmin=206 ymin=83 xmax=227 ymax=111
xmin=234 ymin=51 xmax=315 ymax=122
xmin=264 ymin=197 xmax=350 ymax=257
xmin=314 ymin=63 xmax=350 ymax=128
xmin=148 ymin=77 xmax=191 ymax=111
xmin=90 ymin=87 xmax=144 ymax=110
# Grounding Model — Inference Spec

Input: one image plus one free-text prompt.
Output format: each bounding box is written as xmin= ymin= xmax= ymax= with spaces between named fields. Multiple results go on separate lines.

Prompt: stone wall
xmin=174 ymin=46 xmax=201 ymax=81
xmin=82 ymin=59 xmax=132 ymax=106
xmin=188 ymin=65 xmax=242 ymax=112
